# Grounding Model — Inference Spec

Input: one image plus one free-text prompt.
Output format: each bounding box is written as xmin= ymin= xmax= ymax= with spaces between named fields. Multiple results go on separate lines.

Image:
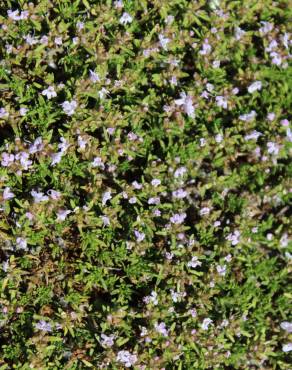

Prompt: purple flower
xmin=134 ymin=230 xmax=145 ymax=242
xmin=175 ymin=92 xmax=195 ymax=118
xmin=2 ymin=187 xmax=15 ymax=200
xmin=119 ymin=12 xmax=133 ymax=25
xmin=102 ymin=191 xmax=112 ymax=206
xmin=116 ymin=350 xmax=137 ymax=368
xmin=170 ymin=213 xmax=186 ymax=225
xmin=61 ymin=100 xmax=77 ymax=116
xmin=35 ymin=320 xmax=52 ymax=332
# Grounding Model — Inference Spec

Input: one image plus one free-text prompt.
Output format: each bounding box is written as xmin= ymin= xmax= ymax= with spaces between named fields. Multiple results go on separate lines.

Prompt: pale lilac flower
xmin=76 ymin=21 xmax=84 ymax=31
xmin=213 ymin=60 xmax=220 ymax=68
xmin=120 ymin=12 xmax=133 ymax=25
xmin=172 ymin=189 xmax=188 ymax=199
xmin=58 ymin=137 xmax=70 ymax=153
xmin=226 ymin=230 xmax=240 ymax=245
xmin=153 ymin=209 xmax=161 ymax=217
xmin=40 ymin=35 xmax=48 ymax=45
xmin=140 ymin=327 xmax=148 ymax=337
xmin=89 ymin=70 xmax=100 ymax=83
xmin=61 ymin=100 xmax=77 ymax=116
xmin=189 ymin=308 xmax=197 ymax=317
xmin=132 ymin=181 xmax=142 ymax=189
xmin=244 ymin=130 xmax=262 ymax=141
xmin=267 ymin=142 xmax=279 ymax=155
xmin=134 ymin=230 xmax=145 ymax=242
xmin=170 ymin=213 xmax=186 ymax=225
xmin=16 ymin=237 xmax=27 ymax=250
xmin=19 ymin=107 xmax=28 ymax=116
xmin=102 ymin=191 xmax=112 ymax=206
xmin=42 ymin=86 xmax=57 ymax=99
xmin=166 ymin=15 xmax=174 ymax=25
xmin=232 ymin=87 xmax=239 ymax=95
xmin=266 ymin=39 xmax=278 ymax=52
xmin=1 ymin=153 xmax=14 ymax=167
xmin=267 ymin=112 xmax=275 ymax=121
xmin=216 ymin=264 xmax=227 ymax=276
xmin=215 ymin=133 xmax=223 ymax=143
xmin=107 ymin=127 xmax=115 ymax=135
xmin=143 ymin=291 xmax=158 ymax=305
xmin=282 ymin=343 xmax=292 ymax=352
xmin=201 ymin=318 xmax=213 ymax=330
xmin=54 ymin=37 xmax=62 ymax=45
xmin=187 ymin=256 xmax=202 ymax=268
xmin=174 ymin=166 xmax=187 ymax=178
xmin=0 ymin=108 xmax=9 ymax=119
xmin=92 ymin=157 xmax=105 ymax=169
xmin=101 ymin=215 xmax=110 ymax=226
xmin=247 ymin=81 xmax=262 ymax=94
xmin=129 ymin=196 xmax=137 ymax=204
xmin=98 ymin=88 xmax=109 ymax=99
xmin=199 ymin=39 xmax=211 ymax=55
xmin=116 ymin=350 xmax=137 ymax=368
xmin=3 ymin=187 xmax=15 ymax=200
xmin=154 ymin=322 xmax=168 ymax=337
xmin=259 ymin=21 xmax=273 ymax=35
xmin=77 ymin=136 xmax=87 ymax=150
xmin=151 ymin=179 xmax=161 ymax=187
xmin=199 ymin=207 xmax=210 ymax=216
xmin=221 ymin=319 xmax=229 ymax=327
xmin=239 ymin=110 xmax=257 ymax=122
xmin=170 ymin=76 xmax=177 ymax=86
xmin=24 ymin=34 xmax=38 ymax=45
xmin=148 ymin=197 xmax=160 ymax=205
xmin=50 ymin=152 xmax=63 ymax=166
xmin=280 ymin=322 xmax=292 ymax=333
xmin=216 ymin=96 xmax=228 ymax=109
xmin=159 ymin=34 xmax=170 ymax=50
xmin=175 ymin=92 xmax=195 ymax=118
xmin=47 ymin=189 xmax=61 ymax=200
xmin=72 ymin=37 xmax=79 ymax=45
xmin=15 ymin=152 xmax=32 ymax=170
xmin=170 ymin=290 xmax=186 ymax=303
xmin=8 ymin=9 xmax=29 ymax=21
xmin=114 ymin=0 xmax=124 ymax=9
xmin=56 ymin=209 xmax=71 ymax=221
xmin=25 ymin=212 xmax=34 ymax=221
xmin=280 ymin=233 xmax=289 ymax=247
xmin=200 ymin=138 xmax=206 ymax=147
xmin=127 ymin=132 xmax=138 ymax=141
xmin=270 ymin=51 xmax=282 ymax=66
xmin=5 ymin=44 xmax=13 ymax=54
xmin=100 ymin=334 xmax=115 ymax=347
xmin=214 ymin=220 xmax=221 ymax=227
xmin=31 ymin=190 xmax=49 ymax=203
xmin=35 ymin=320 xmax=52 ymax=332
xmin=235 ymin=27 xmax=245 ymax=40
xmin=224 ymin=254 xmax=232 ymax=262
xmin=281 ymin=119 xmax=289 ymax=127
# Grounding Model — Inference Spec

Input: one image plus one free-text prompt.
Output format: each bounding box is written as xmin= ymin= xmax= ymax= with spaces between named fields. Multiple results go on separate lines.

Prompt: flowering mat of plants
xmin=0 ymin=0 xmax=291 ymax=369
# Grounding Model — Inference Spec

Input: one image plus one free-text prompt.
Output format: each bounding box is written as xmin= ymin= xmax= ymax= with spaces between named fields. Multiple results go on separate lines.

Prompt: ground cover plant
xmin=0 ymin=0 xmax=291 ymax=369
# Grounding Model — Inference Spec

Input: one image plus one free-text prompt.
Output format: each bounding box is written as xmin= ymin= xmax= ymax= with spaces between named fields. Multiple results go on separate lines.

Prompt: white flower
xmin=282 ymin=343 xmax=292 ymax=352
xmin=280 ymin=322 xmax=292 ymax=333
xmin=31 ymin=190 xmax=49 ymax=203
xmin=187 ymin=256 xmax=202 ymax=268
xmin=54 ymin=36 xmax=62 ymax=45
xmin=89 ymin=69 xmax=100 ymax=83
xmin=120 ymin=12 xmax=133 ymax=25
xmin=98 ymin=87 xmax=109 ymax=99
xmin=16 ymin=237 xmax=27 ymax=250
xmin=248 ymin=81 xmax=262 ymax=94
xmin=56 ymin=209 xmax=71 ymax=221
xmin=102 ymin=191 xmax=112 ymax=206
xmin=154 ymin=322 xmax=169 ymax=337
xmin=170 ymin=213 xmax=186 ymax=225
xmin=201 ymin=318 xmax=213 ymax=330
xmin=2 ymin=187 xmax=15 ymax=200
xmin=0 ymin=108 xmax=9 ymax=118
xmin=239 ymin=110 xmax=257 ymax=122
xmin=175 ymin=92 xmax=195 ymax=118
xmin=213 ymin=60 xmax=220 ymax=68
xmin=61 ymin=100 xmax=77 ymax=116
xmin=216 ymin=264 xmax=227 ymax=276
xmin=159 ymin=34 xmax=170 ymax=50
xmin=100 ymin=334 xmax=115 ymax=347
xmin=42 ymin=86 xmax=57 ymax=99
xmin=129 ymin=196 xmax=137 ymax=204
xmin=174 ymin=166 xmax=187 ymax=178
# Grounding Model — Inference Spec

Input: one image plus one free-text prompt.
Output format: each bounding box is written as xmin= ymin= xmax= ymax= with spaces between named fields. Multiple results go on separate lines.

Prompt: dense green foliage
xmin=0 ymin=0 xmax=291 ymax=369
